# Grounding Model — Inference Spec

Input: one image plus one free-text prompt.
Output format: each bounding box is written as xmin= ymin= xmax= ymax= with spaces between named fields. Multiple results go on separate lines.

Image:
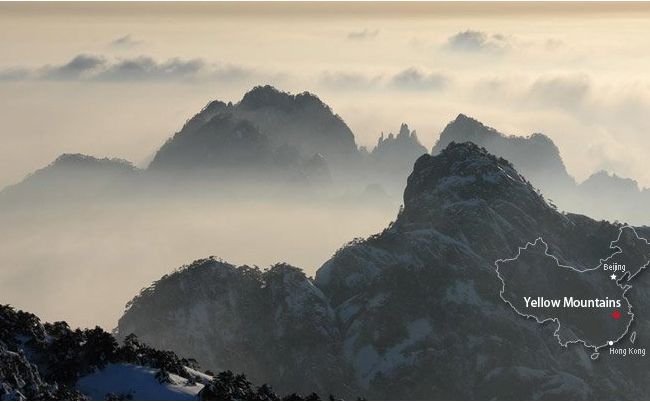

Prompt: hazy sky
xmin=3 ymin=2 xmax=650 ymax=187
xmin=5 ymin=1 xmax=650 ymax=329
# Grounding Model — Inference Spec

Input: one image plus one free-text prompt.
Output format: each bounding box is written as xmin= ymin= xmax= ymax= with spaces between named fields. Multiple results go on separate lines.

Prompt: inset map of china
xmin=496 ymin=226 xmax=650 ymax=355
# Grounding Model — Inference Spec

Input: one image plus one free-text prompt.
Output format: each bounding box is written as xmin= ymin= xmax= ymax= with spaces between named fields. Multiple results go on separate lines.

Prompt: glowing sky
xmin=3 ymin=2 xmax=650 ymax=187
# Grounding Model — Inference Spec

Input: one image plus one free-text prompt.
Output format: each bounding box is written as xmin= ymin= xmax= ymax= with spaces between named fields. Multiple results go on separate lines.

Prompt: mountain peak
xmin=431 ymin=114 xmax=574 ymax=201
xmin=239 ymin=85 xmax=288 ymax=109
xmin=51 ymin=153 xmax=136 ymax=171
xmin=581 ymin=170 xmax=640 ymax=193
xmin=405 ymin=141 xmax=520 ymax=203
xmin=432 ymin=114 xmax=499 ymax=153
xmin=370 ymin=124 xmax=428 ymax=182
xmin=453 ymin=113 xmax=479 ymax=124
xmin=398 ymin=123 xmax=411 ymax=137
xmin=399 ymin=141 xmax=556 ymax=228
xmin=149 ymin=112 xmax=272 ymax=171
xmin=150 ymin=85 xmax=357 ymax=174
xmin=54 ymin=153 xmax=96 ymax=164
xmin=238 ymin=85 xmax=326 ymax=113
xmin=374 ymin=123 xmax=424 ymax=150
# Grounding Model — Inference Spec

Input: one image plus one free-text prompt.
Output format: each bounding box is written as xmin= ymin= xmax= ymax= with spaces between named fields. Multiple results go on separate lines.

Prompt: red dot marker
xmin=611 ymin=310 xmax=622 ymax=320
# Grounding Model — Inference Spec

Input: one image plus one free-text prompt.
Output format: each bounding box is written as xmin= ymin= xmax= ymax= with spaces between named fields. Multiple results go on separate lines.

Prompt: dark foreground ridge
xmin=0 ymin=305 xmax=327 ymax=401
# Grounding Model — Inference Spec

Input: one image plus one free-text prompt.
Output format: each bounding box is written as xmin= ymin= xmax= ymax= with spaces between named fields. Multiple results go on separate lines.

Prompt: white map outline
xmin=494 ymin=225 xmax=649 ymax=353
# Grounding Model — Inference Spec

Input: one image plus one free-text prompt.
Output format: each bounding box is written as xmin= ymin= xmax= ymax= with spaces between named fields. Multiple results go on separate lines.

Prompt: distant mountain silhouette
xmin=236 ymin=85 xmax=358 ymax=164
xmin=432 ymin=114 xmax=575 ymax=200
xmin=150 ymin=85 xmax=358 ymax=180
xmin=150 ymin=113 xmax=274 ymax=172
xmin=581 ymin=170 xmax=639 ymax=195
xmin=2 ymin=88 xmax=650 ymax=224
xmin=576 ymin=170 xmax=650 ymax=222
xmin=0 ymin=153 xmax=139 ymax=206
xmin=367 ymin=123 xmax=428 ymax=192
xmin=0 ymin=305 xmax=323 ymax=401
xmin=430 ymin=114 xmax=650 ymax=224
xmin=302 ymin=153 xmax=332 ymax=185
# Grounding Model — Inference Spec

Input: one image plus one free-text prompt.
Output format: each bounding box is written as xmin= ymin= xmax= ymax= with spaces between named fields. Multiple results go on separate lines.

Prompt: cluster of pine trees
xmin=1 ymin=305 xmax=326 ymax=401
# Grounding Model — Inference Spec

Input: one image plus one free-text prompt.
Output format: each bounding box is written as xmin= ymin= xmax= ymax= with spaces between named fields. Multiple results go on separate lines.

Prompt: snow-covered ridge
xmin=114 ymin=142 xmax=650 ymax=399
xmin=118 ymin=259 xmax=347 ymax=398
xmin=0 ymin=304 xmax=322 ymax=401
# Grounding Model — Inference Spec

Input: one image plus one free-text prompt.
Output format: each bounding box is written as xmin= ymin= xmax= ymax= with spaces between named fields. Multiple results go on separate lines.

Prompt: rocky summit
xmin=116 ymin=142 xmax=650 ymax=400
xmin=149 ymin=85 xmax=359 ymax=178
xmin=368 ymin=123 xmax=428 ymax=193
xmin=431 ymin=114 xmax=575 ymax=200
xmin=117 ymin=260 xmax=352 ymax=398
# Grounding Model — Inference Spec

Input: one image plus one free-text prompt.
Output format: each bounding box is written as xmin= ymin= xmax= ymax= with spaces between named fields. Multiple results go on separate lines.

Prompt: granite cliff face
xmin=117 ymin=260 xmax=352 ymax=397
xmin=117 ymin=142 xmax=650 ymax=399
